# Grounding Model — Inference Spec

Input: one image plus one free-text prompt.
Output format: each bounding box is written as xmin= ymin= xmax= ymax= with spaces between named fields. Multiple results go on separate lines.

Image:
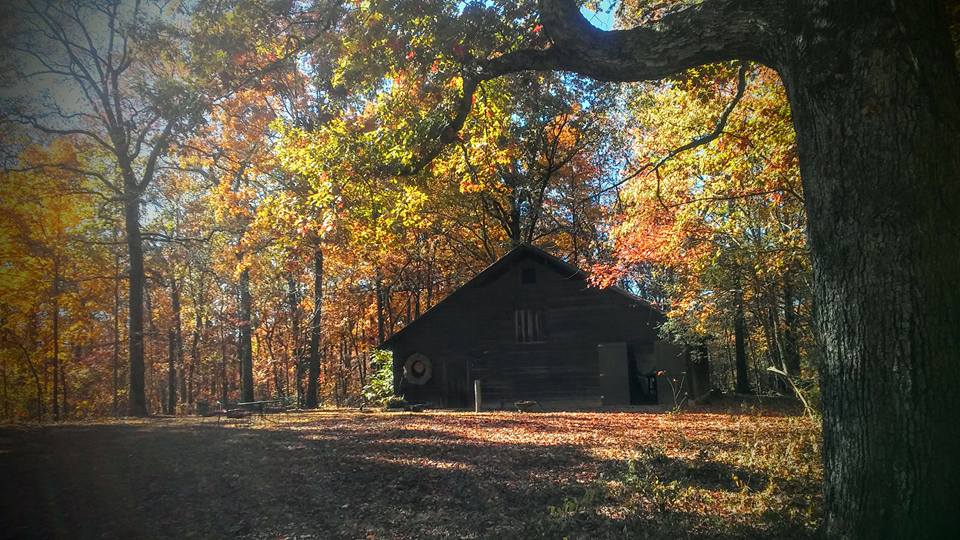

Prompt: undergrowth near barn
xmin=1 ymin=408 xmax=821 ymax=539
xmin=540 ymin=410 xmax=822 ymax=538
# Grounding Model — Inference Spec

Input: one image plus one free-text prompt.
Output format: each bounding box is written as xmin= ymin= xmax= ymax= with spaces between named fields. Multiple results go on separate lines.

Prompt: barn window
xmin=521 ymin=268 xmax=537 ymax=284
xmin=515 ymin=309 xmax=544 ymax=342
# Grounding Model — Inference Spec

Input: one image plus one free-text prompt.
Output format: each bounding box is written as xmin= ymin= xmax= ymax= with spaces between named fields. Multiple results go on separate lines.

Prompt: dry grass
xmin=0 ymin=408 xmax=821 ymax=539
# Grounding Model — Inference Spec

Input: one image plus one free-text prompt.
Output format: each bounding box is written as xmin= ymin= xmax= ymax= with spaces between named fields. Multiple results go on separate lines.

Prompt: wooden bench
xmin=209 ymin=398 xmax=289 ymax=423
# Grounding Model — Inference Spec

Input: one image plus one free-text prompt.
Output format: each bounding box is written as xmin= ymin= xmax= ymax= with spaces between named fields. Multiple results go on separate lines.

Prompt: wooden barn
xmin=380 ymin=244 xmax=699 ymax=410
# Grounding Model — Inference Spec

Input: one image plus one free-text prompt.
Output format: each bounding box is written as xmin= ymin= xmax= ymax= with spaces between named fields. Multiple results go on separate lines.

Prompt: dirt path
xmin=0 ymin=410 xmax=820 ymax=539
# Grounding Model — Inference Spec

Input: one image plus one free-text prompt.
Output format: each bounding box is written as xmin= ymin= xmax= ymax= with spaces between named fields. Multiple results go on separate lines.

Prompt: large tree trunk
xmin=778 ymin=4 xmax=960 ymax=536
xmin=124 ymin=196 xmax=148 ymax=416
xmin=305 ymin=249 xmax=323 ymax=408
xmin=238 ymin=266 xmax=254 ymax=403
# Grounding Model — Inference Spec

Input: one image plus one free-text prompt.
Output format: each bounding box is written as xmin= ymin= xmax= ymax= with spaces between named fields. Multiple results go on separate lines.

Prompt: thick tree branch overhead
xmin=474 ymin=0 xmax=781 ymax=82
xmin=399 ymin=0 xmax=779 ymax=174
xmin=532 ymin=0 xmax=777 ymax=80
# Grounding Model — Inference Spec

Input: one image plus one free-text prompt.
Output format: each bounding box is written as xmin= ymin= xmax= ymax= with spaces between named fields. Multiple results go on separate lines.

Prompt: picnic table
xmin=237 ymin=399 xmax=285 ymax=417
xmin=209 ymin=397 xmax=293 ymax=422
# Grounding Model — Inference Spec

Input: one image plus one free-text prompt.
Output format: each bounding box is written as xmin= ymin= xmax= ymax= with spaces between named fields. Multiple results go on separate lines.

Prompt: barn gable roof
xmin=380 ymin=243 xmax=658 ymax=348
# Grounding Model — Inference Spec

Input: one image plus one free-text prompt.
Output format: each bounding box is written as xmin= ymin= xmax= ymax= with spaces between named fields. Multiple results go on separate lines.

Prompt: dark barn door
xmin=598 ymin=342 xmax=630 ymax=406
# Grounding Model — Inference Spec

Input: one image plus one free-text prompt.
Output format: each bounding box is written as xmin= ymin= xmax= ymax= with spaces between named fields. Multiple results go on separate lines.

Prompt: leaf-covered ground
xmin=0 ymin=408 xmax=821 ymax=539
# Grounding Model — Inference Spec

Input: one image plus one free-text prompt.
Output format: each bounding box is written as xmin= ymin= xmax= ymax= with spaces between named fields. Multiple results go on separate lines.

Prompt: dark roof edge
xmin=379 ymin=243 xmax=660 ymax=348
xmin=380 ymin=244 xmax=529 ymax=348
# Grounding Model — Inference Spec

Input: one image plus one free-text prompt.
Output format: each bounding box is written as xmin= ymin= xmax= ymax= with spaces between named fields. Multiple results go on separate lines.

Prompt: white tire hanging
xmin=403 ymin=353 xmax=432 ymax=385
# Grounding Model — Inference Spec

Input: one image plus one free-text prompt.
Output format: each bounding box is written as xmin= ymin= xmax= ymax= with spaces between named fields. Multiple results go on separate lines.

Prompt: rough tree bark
xmin=439 ymin=0 xmax=960 ymax=536
xmin=124 ymin=195 xmax=148 ymax=416
xmin=778 ymin=4 xmax=960 ymax=536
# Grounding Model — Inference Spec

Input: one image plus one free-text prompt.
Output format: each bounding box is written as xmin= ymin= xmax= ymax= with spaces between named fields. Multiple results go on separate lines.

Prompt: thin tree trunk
xmin=756 ymin=287 xmax=786 ymax=392
xmin=62 ymin=345 xmax=74 ymax=418
xmin=171 ymin=280 xmax=185 ymax=407
xmin=167 ymin=278 xmax=183 ymax=414
xmin=781 ymin=275 xmax=800 ymax=378
xmin=375 ymin=268 xmax=385 ymax=345
xmin=385 ymin=283 xmax=395 ymax=338
xmin=238 ymin=266 xmax=254 ymax=403
xmin=219 ymin=317 xmax=229 ymax=407
xmin=285 ymin=275 xmax=299 ymax=404
xmin=51 ymin=261 xmax=60 ymax=421
xmin=305 ymin=249 xmax=323 ymax=408
xmin=23 ymin=349 xmax=43 ymax=422
xmin=145 ymin=277 xmax=158 ymax=411
xmin=1 ymin=359 xmax=7 ymax=420
xmin=189 ymin=309 xmax=201 ymax=406
xmin=27 ymin=314 xmax=44 ymax=421
xmin=27 ymin=353 xmax=43 ymax=422
xmin=414 ymin=286 xmax=421 ymax=318
xmin=166 ymin=328 xmax=176 ymax=415
xmin=113 ymin=241 xmax=121 ymax=417
xmin=425 ymin=257 xmax=433 ymax=309
xmin=733 ymin=289 xmax=750 ymax=394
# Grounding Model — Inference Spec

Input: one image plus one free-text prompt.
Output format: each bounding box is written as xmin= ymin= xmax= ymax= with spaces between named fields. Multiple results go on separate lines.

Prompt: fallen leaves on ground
xmin=0 ymin=407 xmax=821 ymax=539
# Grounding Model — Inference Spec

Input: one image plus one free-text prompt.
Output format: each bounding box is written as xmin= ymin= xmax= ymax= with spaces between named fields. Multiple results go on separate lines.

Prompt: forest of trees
xmin=2 ymin=1 xmax=958 ymax=536
xmin=0 ymin=0 xmax=817 ymax=421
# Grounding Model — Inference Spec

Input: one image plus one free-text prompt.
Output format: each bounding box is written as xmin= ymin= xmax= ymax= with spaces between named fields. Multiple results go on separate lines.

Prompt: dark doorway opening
xmin=628 ymin=345 xmax=658 ymax=405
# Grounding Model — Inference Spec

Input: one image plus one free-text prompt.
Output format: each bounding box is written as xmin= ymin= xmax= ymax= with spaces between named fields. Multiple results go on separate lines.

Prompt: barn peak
xmin=381 ymin=243 xmax=651 ymax=348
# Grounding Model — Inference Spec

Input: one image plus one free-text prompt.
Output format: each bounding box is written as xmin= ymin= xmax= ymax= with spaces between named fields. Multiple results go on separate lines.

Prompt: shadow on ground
xmin=0 ymin=412 xmax=818 ymax=539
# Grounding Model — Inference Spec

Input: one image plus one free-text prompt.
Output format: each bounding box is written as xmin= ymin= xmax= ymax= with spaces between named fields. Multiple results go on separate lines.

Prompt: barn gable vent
xmin=515 ymin=309 xmax=544 ymax=342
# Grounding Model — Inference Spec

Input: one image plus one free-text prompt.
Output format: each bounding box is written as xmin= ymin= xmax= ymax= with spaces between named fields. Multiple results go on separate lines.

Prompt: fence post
xmin=474 ymin=379 xmax=482 ymax=412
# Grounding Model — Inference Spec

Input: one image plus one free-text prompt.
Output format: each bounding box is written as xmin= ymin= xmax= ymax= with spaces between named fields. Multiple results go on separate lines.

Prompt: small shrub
xmin=362 ymin=349 xmax=396 ymax=408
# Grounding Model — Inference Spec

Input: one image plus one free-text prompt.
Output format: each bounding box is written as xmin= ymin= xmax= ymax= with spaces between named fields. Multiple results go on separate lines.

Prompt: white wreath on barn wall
xmin=403 ymin=353 xmax=432 ymax=385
